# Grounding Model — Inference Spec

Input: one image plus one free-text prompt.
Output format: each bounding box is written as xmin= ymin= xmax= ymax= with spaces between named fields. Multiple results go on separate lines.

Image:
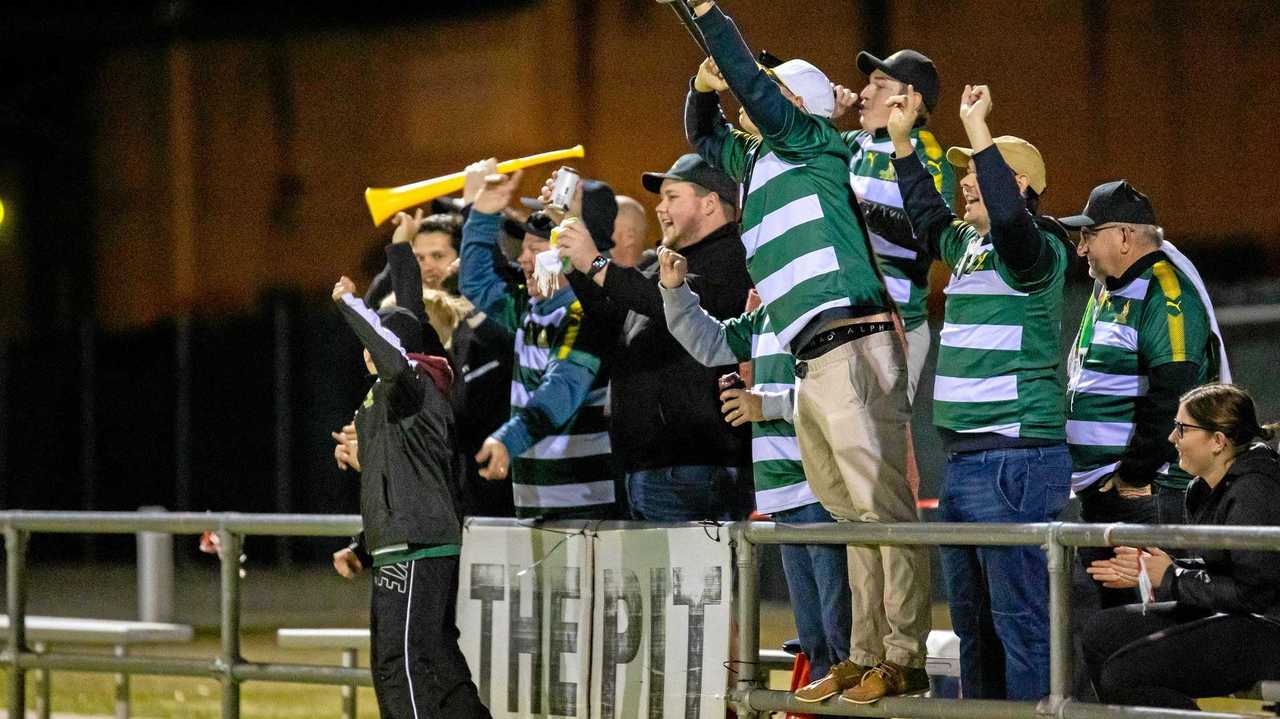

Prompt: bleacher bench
xmin=276 ymin=628 xmax=368 ymax=719
xmin=1 ymin=615 xmax=193 ymax=719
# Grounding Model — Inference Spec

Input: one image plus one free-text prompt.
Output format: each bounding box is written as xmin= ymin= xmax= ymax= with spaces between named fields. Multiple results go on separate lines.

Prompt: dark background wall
xmin=1 ymin=1 xmax=1278 ymax=562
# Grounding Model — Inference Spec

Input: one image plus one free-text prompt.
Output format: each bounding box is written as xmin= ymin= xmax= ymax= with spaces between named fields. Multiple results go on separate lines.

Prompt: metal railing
xmin=3 ymin=511 xmax=1279 ymax=719
xmin=731 ymin=520 xmax=1280 ymax=719
xmin=2 ymin=511 xmax=365 ymax=719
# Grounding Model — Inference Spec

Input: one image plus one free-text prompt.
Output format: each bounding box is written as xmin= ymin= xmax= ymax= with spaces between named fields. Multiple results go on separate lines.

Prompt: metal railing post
xmin=1045 ymin=523 xmax=1072 ymax=714
xmin=733 ymin=522 xmax=761 ymax=718
xmin=340 ymin=648 xmax=357 ymax=719
xmin=218 ymin=529 xmax=243 ymax=719
xmin=6 ymin=526 xmax=29 ymax=719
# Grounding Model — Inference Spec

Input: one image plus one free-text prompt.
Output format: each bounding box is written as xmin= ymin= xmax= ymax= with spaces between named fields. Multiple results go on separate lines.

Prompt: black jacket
xmin=1157 ymin=444 xmax=1280 ymax=620
xmin=449 ymin=312 xmax=516 ymax=517
xmin=568 ymin=222 xmax=752 ymax=472
xmin=337 ymin=295 xmax=464 ymax=552
xmin=364 ymin=241 xmax=514 ymax=516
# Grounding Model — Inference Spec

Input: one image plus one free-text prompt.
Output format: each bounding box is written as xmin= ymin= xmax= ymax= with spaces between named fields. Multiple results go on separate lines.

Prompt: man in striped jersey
xmin=458 ymin=165 xmax=619 ymax=520
xmin=683 ymin=0 xmax=930 ymax=703
xmin=656 ymin=245 xmax=853 ymax=691
xmin=1059 ymin=180 xmax=1226 ymax=607
xmin=843 ymin=49 xmax=956 ymax=398
xmin=889 ymin=85 xmax=1072 ymax=700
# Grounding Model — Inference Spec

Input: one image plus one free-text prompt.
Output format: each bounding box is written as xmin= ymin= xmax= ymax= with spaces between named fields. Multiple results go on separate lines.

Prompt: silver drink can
xmin=546 ymin=166 xmax=581 ymax=213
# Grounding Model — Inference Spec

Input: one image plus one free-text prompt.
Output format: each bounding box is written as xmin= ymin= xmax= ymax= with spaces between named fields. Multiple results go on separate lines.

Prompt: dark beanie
xmin=376 ymin=306 xmax=445 ymax=358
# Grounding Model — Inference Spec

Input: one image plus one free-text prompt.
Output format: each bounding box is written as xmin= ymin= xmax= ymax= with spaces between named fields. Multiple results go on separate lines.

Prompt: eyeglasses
xmin=1076 ymin=224 xmax=1126 ymax=244
xmin=1172 ymin=419 xmax=1214 ymax=438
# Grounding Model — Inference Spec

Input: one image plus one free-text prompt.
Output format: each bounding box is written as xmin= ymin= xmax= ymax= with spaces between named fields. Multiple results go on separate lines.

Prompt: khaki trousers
xmin=904 ymin=321 xmax=932 ymax=403
xmin=794 ymin=330 xmax=931 ymax=668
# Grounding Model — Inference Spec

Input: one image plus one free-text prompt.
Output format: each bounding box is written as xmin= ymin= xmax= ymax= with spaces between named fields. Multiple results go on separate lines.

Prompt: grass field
xmin=6 ymin=604 xmax=1265 ymax=717
xmin=0 ymin=629 xmax=382 ymax=719
xmin=0 ymin=603 xmax=812 ymax=718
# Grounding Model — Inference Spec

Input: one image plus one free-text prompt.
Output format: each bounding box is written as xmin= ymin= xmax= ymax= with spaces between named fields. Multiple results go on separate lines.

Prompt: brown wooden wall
xmin=92 ymin=1 xmax=1280 ymax=329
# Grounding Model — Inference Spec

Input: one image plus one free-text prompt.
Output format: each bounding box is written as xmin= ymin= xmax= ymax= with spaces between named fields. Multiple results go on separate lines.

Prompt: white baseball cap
xmin=770 ymin=59 xmax=835 ymax=118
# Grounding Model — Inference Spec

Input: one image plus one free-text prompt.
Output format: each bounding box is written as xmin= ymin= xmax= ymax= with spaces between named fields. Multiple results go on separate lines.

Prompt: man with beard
xmin=552 ymin=155 xmax=755 ymax=520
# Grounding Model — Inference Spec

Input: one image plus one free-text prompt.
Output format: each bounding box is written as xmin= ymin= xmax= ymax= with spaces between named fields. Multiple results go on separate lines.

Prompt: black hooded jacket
xmin=336 ymin=294 xmax=464 ymax=552
xmin=1156 ymin=444 xmax=1280 ymax=621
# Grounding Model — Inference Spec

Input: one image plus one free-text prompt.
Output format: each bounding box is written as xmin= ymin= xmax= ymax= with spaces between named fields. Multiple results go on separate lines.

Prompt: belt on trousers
xmin=793 ymin=321 xmax=895 ymax=378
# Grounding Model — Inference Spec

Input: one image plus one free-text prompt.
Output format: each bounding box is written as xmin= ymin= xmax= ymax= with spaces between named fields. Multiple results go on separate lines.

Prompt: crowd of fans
xmin=321 ymin=2 xmax=1280 ymax=716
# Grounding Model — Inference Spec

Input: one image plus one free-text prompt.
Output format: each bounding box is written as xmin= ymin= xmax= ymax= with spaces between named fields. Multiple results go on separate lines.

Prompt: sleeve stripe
xmin=1151 ymin=261 xmax=1186 ymax=362
xmin=341 ymin=294 xmax=412 ymax=363
xmin=556 ymin=300 xmax=583 ymax=361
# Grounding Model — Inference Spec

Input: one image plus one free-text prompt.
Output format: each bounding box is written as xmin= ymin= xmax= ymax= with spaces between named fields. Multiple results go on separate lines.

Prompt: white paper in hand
xmin=533 ymin=248 xmax=563 ymax=297
xmin=1137 ymin=551 xmax=1156 ymax=611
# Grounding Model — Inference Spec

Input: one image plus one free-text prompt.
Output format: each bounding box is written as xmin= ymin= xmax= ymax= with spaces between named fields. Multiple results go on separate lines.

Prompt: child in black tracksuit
xmin=331 ymin=275 xmax=491 ymax=719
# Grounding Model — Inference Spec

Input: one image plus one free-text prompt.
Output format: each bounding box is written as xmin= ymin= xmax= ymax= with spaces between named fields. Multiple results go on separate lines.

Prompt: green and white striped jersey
xmin=1066 ymin=258 xmax=1214 ymax=490
xmin=844 ymin=126 xmax=956 ymax=331
xmin=509 ymin=295 xmax=616 ymax=519
xmin=933 ymin=222 xmax=1069 ymax=440
xmin=722 ymin=308 xmax=816 ymax=513
xmin=720 ymin=116 xmax=888 ymax=350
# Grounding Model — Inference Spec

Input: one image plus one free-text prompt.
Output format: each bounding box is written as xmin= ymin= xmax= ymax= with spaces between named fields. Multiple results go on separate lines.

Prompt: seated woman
xmin=1082 ymin=383 xmax=1280 ymax=709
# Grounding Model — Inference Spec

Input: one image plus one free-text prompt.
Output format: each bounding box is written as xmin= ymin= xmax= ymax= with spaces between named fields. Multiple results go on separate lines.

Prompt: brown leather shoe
xmin=839 ymin=660 xmax=930 ymax=704
xmin=794 ymin=659 xmax=870 ymax=703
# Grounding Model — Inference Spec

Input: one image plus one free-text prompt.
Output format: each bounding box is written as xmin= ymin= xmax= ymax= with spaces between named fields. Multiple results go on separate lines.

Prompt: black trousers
xmin=1070 ymin=483 xmax=1186 ymax=698
xmin=1082 ymin=602 xmax=1280 ymax=709
xmin=370 ymin=556 xmax=491 ymax=719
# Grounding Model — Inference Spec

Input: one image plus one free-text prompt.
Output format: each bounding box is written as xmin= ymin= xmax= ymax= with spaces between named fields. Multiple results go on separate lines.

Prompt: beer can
xmin=546 ymin=166 xmax=581 ymax=213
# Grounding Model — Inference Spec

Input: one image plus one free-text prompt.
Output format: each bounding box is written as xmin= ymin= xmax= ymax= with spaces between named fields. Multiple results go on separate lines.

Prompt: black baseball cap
xmin=1058 ymin=180 xmax=1156 ymax=229
xmin=857 ymin=49 xmax=940 ymax=111
xmin=642 ymin=153 xmax=737 ymax=206
xmin=514 ymin=179 xmax=619 ymax=250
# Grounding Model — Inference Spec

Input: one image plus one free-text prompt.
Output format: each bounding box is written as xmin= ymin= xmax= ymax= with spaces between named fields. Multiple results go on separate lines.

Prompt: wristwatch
xmin=586 ymin=255 xmax=610 ymax=280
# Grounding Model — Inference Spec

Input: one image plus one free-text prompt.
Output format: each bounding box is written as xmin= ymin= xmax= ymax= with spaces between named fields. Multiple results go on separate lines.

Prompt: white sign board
xmin=589 ymin=526 xmax=733 ymax=719
xmin=457 ymin=522 xmax=593 ymax=718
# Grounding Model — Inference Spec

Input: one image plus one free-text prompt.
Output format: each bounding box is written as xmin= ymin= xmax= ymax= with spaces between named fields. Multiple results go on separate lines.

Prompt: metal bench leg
xmin=114 ymin=644 xmax=129 ymax=719
xmin=341 ymin=648 xmax=357 ymax=719
xmin=34 ymin=641 xmax=50 ymax=719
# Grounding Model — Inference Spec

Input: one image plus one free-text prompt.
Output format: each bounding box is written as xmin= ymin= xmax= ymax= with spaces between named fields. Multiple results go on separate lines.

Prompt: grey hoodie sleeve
xmin=659 ymin=282 xmax=739 ymax=367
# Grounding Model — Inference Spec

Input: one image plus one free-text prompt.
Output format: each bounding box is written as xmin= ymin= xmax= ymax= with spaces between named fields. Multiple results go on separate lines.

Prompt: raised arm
xmin=959 ymin=85 xmax=1056 ymax=282
xmin=332 ymin=277 xmax=425 ymax=417
xmin=383 ymin=210 xmax=428 ymax=322
xmin=887 ymin=90 xmax=953 ymax=258
xmin=692 ymin=3 xmax=798 ymax=140
xmin=459 ymin=164 xmax=523 ymax=330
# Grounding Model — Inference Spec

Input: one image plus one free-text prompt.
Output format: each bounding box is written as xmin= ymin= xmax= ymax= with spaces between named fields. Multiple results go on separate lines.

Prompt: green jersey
xmin=1066 ymin=257 xmax=1214 ymax=490
xmin=933 ymin=222 xmax=1070 ymax=440
xmin=844 ymin=126 xmax=956 ymax=330
xmin=507 ymin=293 xmax=616 ymax=518
xmin=719 ymin=115 xmax=888 ymax=350
xmin=722 ymin=308 xmax=815 ymax=513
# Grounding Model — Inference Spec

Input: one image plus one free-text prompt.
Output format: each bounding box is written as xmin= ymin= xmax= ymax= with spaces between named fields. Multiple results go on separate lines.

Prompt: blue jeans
xmin=625 ymin=465 xmax=749 ymax=522
xmin=939 ymin=444 xmax=1072 ymax=700
xmin=773 ymin=502 xmax=852 ymax=680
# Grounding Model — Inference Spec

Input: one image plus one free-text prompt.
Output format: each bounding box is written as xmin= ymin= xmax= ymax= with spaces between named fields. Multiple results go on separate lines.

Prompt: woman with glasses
xmin=1081 ymin=383 xmax=1280 ymax=708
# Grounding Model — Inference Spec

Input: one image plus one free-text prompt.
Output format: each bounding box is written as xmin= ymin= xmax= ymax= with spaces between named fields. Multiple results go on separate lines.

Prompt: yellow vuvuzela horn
xmin=364 ymin=145 xmax=585 ymax=226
